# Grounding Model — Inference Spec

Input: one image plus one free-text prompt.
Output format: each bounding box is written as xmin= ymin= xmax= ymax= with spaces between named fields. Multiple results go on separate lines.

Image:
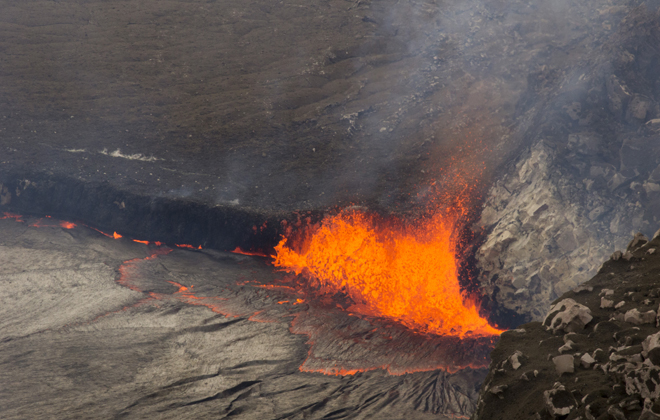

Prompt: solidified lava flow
xmin=274 ymin=208 xmax=502 ymax=338
xmin=3 ymin=211 xmax=499 ymax=376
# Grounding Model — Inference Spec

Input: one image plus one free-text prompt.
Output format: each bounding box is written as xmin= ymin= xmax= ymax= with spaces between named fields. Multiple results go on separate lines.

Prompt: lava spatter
xmin=274 ymin=209 xmax=502 ymax=338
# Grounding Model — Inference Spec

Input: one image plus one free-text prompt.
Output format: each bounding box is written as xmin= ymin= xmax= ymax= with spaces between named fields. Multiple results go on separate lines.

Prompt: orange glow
xmin=277 ymin=299 xmax=305 ymax=305
xmin=27 ymin=218 xmax=76 ymax=229
xmin=231 ymin=247 xmax=271 ymax=257
xmin=274 ymin=210 xmax=502 ymax=338
xmin=1 ymin=212 xmax=24 ymax=222
xmin=176 ymin=243 xmax=202 ymax=249
xmin=88 ymin=227 xmax=122 ymax=239
xmin=133 ymin=239 xmax=150 ymax=245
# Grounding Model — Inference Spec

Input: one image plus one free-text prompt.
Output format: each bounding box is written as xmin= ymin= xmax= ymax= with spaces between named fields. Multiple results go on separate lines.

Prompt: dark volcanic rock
xmin=472 ymin=232 xmax=660 ymax=420
xmin=3 ymin=0 xmax=660 ymax=330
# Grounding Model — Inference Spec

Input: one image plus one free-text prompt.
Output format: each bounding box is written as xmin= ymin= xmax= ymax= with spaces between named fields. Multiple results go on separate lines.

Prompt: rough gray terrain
xmin=0 ymin=0 xmax=531 ymax=212
xmin=0 ymin=216 xmax=488 ymax=419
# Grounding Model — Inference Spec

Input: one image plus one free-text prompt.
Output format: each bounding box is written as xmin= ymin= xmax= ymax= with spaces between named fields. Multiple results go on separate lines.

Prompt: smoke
xmin=198 ymin=0 xmax=646 ymax=213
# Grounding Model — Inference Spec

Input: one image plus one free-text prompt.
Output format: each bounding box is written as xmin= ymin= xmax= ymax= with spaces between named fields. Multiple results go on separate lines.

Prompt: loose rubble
xmin=473 ymin=231 xmax=660 ymax=419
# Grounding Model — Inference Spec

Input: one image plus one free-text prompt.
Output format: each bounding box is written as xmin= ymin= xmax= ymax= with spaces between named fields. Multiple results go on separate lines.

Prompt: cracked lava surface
xmin=0 ymin=214 xmax=495 ymax=419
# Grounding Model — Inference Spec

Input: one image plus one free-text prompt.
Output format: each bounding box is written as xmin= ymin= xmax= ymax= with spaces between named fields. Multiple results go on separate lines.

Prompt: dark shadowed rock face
xmin=472 ymin=232 xmax=660 ymax=420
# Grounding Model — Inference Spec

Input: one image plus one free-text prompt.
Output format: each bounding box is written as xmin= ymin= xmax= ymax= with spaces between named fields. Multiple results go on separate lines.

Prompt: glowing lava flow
xmin=231 ymin=247 xmax=271 ymax=258
xmin=274 ymin=210 xmax=502 ymax=338
xmin=1 ymin=212 xmax=24 ymax=222
xmin=30 ymin=216 xmax=76 ymax=229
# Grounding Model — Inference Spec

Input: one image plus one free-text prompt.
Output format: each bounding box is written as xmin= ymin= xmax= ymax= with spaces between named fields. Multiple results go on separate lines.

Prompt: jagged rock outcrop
xmin=475 ymin=142 xmax=632 ymax=321
xmin=475 ymin=1 xmax=660 ymax=322
xmin=473 ymin=232 xmax=660 ymax=420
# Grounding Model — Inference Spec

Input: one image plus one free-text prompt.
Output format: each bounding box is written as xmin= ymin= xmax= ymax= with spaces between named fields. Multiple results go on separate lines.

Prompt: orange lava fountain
xmin=274 ymin=210 xmax=502 ymax=338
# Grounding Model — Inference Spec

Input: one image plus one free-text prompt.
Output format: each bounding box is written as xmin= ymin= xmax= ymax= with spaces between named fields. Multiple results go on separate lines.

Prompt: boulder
xmin=508 ymin=350 xmax=526 ymax=370
xmin=643 ymin=332 xmax=660 ymax=354
xmin=640 ymin=398 xmax=660 ymax=420
xmin=489 ymin=384 xmax=507 ymax=399
xmin=625 ymin=308 xmax=657 ymax=325
xmin=601 ymin=297 xmax=615 ymax=309
xmin=581 ymin=353 xmax=596 ymax=368
xmin=558 ymin=340 xmax=575 ymax=354
xmin=543 ymin=299 xmax=593 ymax=333
xmin=552 ymin=355 xmax=575 ymax=375
xmin=543 ymin=382 xmax=577 ymax=417
xmin=627 ymin=232 xmax=649 ymax=251
xmin=624 ymin=364 xmax=660 ymax=399
xmin=626 ymin=95 xmax=652 ymax=123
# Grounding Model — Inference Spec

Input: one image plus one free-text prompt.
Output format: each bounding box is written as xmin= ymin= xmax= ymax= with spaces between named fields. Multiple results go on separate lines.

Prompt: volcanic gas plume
xmin=274 ymin=208 xmax=502 ymax=338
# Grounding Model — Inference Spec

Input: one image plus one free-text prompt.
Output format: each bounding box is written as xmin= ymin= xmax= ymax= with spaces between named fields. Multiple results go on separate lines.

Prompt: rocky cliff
xmin=474 ymin=2 xmax=660 ymax=322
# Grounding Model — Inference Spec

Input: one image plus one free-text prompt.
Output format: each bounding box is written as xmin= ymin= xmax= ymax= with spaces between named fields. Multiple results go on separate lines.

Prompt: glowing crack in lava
xmin=274 ymin=210 xmax=502 ymax=338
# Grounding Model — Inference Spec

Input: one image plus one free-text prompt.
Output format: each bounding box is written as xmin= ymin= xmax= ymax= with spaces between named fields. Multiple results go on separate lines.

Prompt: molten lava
xmin=231 ymin=247 xmax=271 ymax=258
xmin=176 ymin=243 xmax=202 ymax=250
xmin=274 ymin=210 xmax=501 ymax=338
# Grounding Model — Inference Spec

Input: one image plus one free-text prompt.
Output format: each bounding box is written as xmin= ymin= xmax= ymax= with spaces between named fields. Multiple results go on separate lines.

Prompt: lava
xmin=30 ymin=217 xmax=76 ymax=229
xmin=1 ymin=212 xmax=24 ymax=222
xmin=231 ymin=247 xmax=271 ymax=257
xmin=176 ymin=243 xmax=202 ymax=249
xmin=89 ymin=226 xmax=123 ymax=239
xmin=274 ymin=209 xmax=502 ymax=338
xmin=2 ymin=213 xmax=76 ymax=229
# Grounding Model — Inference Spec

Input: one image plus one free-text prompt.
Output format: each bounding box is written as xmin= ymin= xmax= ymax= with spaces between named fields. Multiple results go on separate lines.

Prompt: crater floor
xmin=0 ymin=216 xmax=487 ymax=419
